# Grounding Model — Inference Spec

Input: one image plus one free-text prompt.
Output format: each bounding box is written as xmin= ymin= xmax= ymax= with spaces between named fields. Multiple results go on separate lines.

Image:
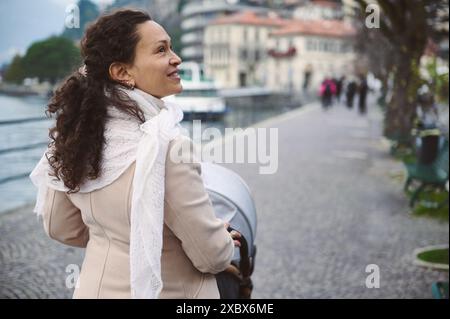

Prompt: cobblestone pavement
xmin=222 ymin=100 xmax=448 ymax=298
xmin=0 ymin=205 xmax=82 ymax=298
xmin=0 ymin=100 xmax=448 ymax=298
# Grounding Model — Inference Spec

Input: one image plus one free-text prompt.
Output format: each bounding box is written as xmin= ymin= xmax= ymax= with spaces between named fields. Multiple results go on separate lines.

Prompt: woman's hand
xmin=224 ymin=222 xmax=241 ymax=247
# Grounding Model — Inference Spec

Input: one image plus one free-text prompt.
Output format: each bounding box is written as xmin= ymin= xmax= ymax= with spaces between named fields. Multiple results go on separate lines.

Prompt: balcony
xmin=267 ymin=46 xmax=297 ymax=58
xmin=181 ymin=16 xmax=209 ymax=31
xmin=182 ymin=46 xmax=204 ymax=61
xmin=181 ymin=32 xmax=204 ymax=45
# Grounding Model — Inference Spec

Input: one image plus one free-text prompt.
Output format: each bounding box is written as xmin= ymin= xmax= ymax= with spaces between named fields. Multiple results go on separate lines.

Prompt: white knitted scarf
xmin=30 ymin=87 xmax=184 ymax=298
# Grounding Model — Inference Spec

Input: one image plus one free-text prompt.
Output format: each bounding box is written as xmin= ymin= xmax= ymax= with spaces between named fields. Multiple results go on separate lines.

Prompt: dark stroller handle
xmin=226 ymin=226 xmax=256 ymax=298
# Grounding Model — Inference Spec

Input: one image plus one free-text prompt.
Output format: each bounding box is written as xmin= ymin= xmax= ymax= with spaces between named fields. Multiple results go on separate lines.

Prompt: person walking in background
xmin=335 ymin=76 xmax=345 ymax=104
xmin=346 ymin=78 xmax=357 ymax=109
xmin=358 ymin=74 xmax=369 ymax=114
xmin=320 ymin=77 xmax=336 ymax=109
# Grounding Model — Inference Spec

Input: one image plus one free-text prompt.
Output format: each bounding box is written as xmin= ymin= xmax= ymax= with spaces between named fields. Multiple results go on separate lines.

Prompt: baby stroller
xmin=201 ymin=162 xmax=257 ymax=299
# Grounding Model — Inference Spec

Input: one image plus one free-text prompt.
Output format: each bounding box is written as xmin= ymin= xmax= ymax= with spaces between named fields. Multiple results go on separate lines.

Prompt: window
xmin=342 ymin=43 xmax=352 ymax=53
xmin=318 ymin=41 xmax=323 ymax=51
xmin=240 ymin=48 xmax=248 ymax=60
xmin=331 ymin=42 xmax=336 ymax=52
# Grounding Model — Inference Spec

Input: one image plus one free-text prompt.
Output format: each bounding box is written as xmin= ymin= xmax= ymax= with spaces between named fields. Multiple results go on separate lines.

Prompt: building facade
xmin=181 ymin=0 xmax=271 ymax=62
xmin=266 ymin=18 xmax=355 ymax=94
xmin=204 ymin=11 xmax=287 ymax=87
xmin=204 ymin=10 xmax=355 ymax=93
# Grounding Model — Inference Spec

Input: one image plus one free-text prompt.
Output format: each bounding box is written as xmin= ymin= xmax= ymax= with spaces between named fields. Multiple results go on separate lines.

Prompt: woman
xmin=30 ymin=9 xmax=240 ymax=299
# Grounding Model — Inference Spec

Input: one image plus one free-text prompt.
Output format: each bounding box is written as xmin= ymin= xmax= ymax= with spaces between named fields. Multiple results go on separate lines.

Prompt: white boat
xmin=164 ymin=62 xmax=227 ymax=120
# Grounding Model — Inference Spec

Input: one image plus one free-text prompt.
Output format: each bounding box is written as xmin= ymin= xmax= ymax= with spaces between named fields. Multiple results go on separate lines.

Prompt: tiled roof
xmin=311 ymin=0 xmax=341 ymax=8
xmin=210 ymin=10 xmax=355 ymax=38
xmin=271 ymin=19 xmax=356 ymax=37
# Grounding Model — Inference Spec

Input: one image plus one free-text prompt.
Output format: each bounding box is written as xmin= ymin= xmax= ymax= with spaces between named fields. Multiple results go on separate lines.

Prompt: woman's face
xmin=128 ymin=21 xmax=182 ymax=98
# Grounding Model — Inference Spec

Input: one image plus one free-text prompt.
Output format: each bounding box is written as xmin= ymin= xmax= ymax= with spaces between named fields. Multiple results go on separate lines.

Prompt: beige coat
xmin=42 ymin=136 xmax=235 ymax=299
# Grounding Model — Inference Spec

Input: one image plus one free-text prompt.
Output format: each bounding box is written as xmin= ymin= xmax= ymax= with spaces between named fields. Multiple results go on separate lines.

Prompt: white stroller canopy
xmin=201 ymin=162 xmax=257 ymax=258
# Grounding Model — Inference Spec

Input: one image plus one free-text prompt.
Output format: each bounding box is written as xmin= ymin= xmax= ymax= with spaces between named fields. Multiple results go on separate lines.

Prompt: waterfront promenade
xmin=0 ymin=100 xmax=448 ymax=298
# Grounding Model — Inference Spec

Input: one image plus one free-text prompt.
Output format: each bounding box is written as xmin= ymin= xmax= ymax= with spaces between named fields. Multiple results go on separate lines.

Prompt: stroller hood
xmin=201 ymin=162 xmax=257 ymax=258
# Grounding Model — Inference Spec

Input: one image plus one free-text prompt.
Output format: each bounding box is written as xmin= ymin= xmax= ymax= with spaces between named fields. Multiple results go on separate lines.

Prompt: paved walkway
xmin=225 ymin=100 xmax=449 ymax=298
xmin=0 ymin=100 xmax=448 ymax=298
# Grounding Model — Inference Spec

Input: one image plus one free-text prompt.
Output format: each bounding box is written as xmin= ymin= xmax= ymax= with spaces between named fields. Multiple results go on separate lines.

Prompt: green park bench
xmin=403 ymin=139 xmax=449 ymax=208
xmin=432 ymin=281 xmax=449 ymax=299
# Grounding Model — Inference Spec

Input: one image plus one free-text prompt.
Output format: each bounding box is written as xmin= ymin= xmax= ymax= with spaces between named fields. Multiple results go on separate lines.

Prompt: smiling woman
xmin=29 ymin=9 xmax=239 ymax=299
xmin=108 ymin=20 xmax=182 ymax=98
xmin=117 ymin=21 xmax=182 ymax=98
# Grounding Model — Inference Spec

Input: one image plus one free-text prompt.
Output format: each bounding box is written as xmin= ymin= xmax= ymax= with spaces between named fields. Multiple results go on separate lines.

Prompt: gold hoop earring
xmin=122 ymin=80 xmax=134 ymax=90
xmin=127 ymin=81 xmax=135 ymax=90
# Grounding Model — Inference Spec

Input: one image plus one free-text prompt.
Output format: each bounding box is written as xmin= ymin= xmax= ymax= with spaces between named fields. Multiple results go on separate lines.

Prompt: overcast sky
xmin=0 ymin=0 xmax=114 ymax=65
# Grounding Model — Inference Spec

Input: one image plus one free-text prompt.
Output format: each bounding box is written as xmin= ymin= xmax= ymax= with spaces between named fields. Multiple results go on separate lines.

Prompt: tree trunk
xmin=383 ymin=43 xmax=425 ymax=147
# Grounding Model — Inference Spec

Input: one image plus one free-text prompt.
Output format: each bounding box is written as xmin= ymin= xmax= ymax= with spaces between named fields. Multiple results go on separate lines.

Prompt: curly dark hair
xmin=46 ymin=10 xmax=151 ymax=193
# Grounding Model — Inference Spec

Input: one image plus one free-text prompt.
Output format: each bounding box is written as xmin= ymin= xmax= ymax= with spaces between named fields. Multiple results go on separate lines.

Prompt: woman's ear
xmin=109 ymin=62 xmax=133 ymax=83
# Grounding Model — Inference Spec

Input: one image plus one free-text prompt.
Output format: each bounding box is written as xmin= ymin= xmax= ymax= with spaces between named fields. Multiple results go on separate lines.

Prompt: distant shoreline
xmin=0 ymin=83 xmax=52 ymax=98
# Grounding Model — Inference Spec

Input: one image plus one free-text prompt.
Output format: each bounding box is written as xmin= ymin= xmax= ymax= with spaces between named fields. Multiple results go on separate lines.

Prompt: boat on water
xmin=163 ymin=62 xmax=227 ymax=121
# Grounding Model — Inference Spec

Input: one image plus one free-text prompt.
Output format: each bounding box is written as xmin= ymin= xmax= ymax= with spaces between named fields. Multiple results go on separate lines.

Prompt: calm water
xmin=0 ymin=95 xmax=51 ymax=213
xmin=0 ymin=93 xmax=288 ymax=214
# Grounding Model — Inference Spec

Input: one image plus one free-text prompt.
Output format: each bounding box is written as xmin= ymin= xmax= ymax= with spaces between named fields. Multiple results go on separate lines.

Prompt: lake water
xmin=0 ymin=93 xmax=288 ymax=214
